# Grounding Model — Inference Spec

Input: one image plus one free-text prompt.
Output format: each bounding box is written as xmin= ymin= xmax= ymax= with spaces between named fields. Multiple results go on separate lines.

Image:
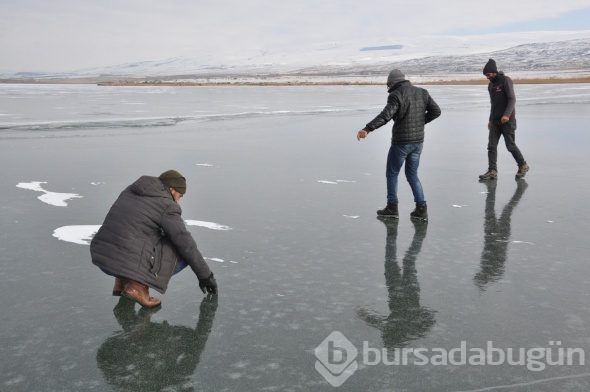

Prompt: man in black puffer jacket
xmin=479 ymin=58 xmax=529 ymax=181
xmin=357 ymin=69 xmax=441 ymax=221
xmin=91 ymin=170 xmax=217 ymax=308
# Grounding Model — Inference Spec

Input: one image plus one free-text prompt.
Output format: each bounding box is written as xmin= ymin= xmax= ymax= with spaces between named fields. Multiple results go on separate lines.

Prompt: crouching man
xmin=90 ymin=170 xmax=217 ymax=308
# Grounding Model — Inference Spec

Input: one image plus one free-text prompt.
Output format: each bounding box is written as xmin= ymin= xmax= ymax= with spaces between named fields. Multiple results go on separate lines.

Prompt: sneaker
xmin=410 ymin=204 xmax=428 ymax=221
xmin=377 ymin=204 xmax=398 ymax=218
xmin=478 ymin=169 xmax=497 ymax=181
xmin=515 ymin=163 xmax=529 ymax=179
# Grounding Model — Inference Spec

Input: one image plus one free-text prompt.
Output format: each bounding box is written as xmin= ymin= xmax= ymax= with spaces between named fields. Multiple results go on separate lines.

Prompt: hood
xmin=129 ymin=176 xmax=172 ymax=199
xmin=388 ymin=80 xmax=410 ymax=93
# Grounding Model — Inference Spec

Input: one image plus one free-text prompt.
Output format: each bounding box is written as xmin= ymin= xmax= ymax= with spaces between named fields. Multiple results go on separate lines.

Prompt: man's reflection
xmin=97 ymin=295 xmax=218 ymax=392
xmin=474 ymin=179 xmax=528 ymax=290
xmin=357 ymin=218 xmax=436 ymax=348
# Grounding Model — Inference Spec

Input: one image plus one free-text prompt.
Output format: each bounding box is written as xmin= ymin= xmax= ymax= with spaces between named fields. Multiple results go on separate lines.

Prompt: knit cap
xmin=483 ymin=58 xmax=498 ymax=74
xmin=159 ymin=170 xmax=186 ymax=194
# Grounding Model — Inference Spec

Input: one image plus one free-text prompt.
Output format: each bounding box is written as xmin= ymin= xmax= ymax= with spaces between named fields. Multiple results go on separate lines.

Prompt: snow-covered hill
xmin=2 ymin=34 xmax=590 ymax=81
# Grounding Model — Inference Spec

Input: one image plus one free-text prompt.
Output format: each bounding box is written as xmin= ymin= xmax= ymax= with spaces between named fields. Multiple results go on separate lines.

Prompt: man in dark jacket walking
xmin=357 ymin=69 xmax=441 ymax=221
xmin=90 ymin=170 xmax=217 ymax=308
xmin=479 ymin=58 xmax=529 ymax=181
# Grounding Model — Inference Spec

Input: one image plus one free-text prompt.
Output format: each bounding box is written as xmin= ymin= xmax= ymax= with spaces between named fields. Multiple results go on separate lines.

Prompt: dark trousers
xmin=487 ymin=119 xmax=526 ymax=171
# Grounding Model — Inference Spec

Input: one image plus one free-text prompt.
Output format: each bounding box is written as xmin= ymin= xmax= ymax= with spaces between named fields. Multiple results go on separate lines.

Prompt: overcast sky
xmin=1 ymin=0 xmax=589 ymax=72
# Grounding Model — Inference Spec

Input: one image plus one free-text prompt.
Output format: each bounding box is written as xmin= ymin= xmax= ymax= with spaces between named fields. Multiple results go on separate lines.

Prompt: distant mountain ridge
xmin=294 ymin=39 xmax=590 ymax=78
xmin=2 ymin=38 xmax=589 ymax=82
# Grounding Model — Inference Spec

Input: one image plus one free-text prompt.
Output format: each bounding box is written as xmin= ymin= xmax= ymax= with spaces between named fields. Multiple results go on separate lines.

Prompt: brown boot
xmin=516 ymin=163 xmax=529 ymax=179
xmin=112 ymin=277 xmax=128 ymax=296
xmin=123 ymin=280 xmax=161 ymax=308
xmin=479 ymin=169 xmax=497 ymax=181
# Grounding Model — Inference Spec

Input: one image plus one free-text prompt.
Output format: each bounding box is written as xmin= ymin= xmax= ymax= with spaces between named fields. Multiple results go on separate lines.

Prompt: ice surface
xmin=2 ymin=84 xmax=590 ymax=392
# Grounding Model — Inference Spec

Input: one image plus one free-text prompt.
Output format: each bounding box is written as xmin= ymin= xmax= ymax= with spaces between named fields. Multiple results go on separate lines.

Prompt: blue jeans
xmin=386 ymin=143 xmax=426 ymax=206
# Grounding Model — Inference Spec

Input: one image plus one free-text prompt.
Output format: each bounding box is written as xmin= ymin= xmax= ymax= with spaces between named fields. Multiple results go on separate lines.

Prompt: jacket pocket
xmin=140 ymin=242 xmax=159 ymax=276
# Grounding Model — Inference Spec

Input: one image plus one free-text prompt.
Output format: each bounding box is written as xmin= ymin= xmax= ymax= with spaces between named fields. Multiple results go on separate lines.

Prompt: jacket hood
xmin=388 ymin=79 xmax=411 ymax=93
xmin=130 ymin=176 xmax=173 ymax=199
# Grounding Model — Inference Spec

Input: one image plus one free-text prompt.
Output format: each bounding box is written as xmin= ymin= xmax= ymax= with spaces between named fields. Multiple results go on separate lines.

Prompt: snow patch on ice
xmin=16 ymin=181 xmax=83 ymax=207
xmin=206 ymin=257 xmax=225 ymax=263
xmin=318 ymin=179 xmax=356 ymax=185
xmin=90 ymin=182 xmax=105 ymax=186
xmin=53 ymin=225 xmax=101 ymax=245
xmin=53 ymin=219 xmax=230 ymax=246
xmin=452 ymin=204 xmax=469 ymax=208
xmin=195 ymin=163 xmax=215 ymax=167
xmin=343 ymin=215 xmax=360 ymax=219
xmin=184 ymin=220 xmax=232 ymax=230
xmin=496 ymin=239 xmax=535 ymax=245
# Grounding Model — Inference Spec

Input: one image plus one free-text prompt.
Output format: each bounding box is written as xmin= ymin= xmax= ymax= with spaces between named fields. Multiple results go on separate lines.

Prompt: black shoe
xmin=377 ymin=204 xmax=398 ymax=218
xmin=515 ymin=163 xmax=529 ymax=179
xmin=479 ymin=169 xmax=497 ymax=181
xmin=410 ymin=204 xmax=428 ymax=221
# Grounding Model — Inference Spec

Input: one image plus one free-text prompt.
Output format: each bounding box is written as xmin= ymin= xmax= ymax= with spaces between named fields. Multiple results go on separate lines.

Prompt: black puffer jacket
xmin=90 ymin=176 xmax=211 ymax=293
xmin=365 ymin=81 xmax=441 ymax=144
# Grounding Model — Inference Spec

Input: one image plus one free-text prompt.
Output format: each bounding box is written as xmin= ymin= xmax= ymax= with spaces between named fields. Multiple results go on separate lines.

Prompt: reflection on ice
xmin=357 ymin=218 xmax=436 ymax=348
xmin=97 ymin=295 xmax=217 ymax=392
xmin=474 ymin=179 xmax=528 ymax=290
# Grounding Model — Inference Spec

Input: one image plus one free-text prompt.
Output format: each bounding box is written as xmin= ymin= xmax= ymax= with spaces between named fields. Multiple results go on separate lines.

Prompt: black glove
xmin=199 ymin=272 xmax=218 ymax=294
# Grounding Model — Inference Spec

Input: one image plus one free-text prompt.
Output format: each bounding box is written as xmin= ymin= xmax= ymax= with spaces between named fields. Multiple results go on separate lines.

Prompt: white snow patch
xmin=90 ymin=182 xmax=105 ymax=186
xmin=228 ymin=260 xmax=239 ymax=264
xmin=343 ymin=215 xmax=360 ymax=219
xmin=496 ymin=239 xmax=535 ymax=245
xmin=206 ymin=257 xmax=225 ymax=263
xmin=184 ymin=220 xmax=232 ymax=231
xmin=452 ymin=204 xmax=469 ymax=208
xmin=53 ymin=225 xmax=101 ymax=245
xmin=195 ymin=163 xmax=215 ymax=167
xmin=318 ymin=179 xmax=356 ymax=185
xmin=17 ymin=181 xmax=82 ymax=207
xmin=547 ymin=220 xmax=554 ymax=223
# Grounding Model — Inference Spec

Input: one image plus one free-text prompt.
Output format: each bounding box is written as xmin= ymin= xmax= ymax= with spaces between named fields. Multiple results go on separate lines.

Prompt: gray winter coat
xmin=365 ymin=81 xmax=441 ymax=144
xmin=90 ymin=176 xmax=211 ymax=294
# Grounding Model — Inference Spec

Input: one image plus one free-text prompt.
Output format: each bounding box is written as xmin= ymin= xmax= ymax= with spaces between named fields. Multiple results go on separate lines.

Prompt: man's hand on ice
xmin=199 ymin=272 xmax=218 ymax=294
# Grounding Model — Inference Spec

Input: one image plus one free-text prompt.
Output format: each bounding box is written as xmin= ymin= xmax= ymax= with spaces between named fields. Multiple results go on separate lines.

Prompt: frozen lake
xmin=1 ymin=83 xmax=590 ymax=391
